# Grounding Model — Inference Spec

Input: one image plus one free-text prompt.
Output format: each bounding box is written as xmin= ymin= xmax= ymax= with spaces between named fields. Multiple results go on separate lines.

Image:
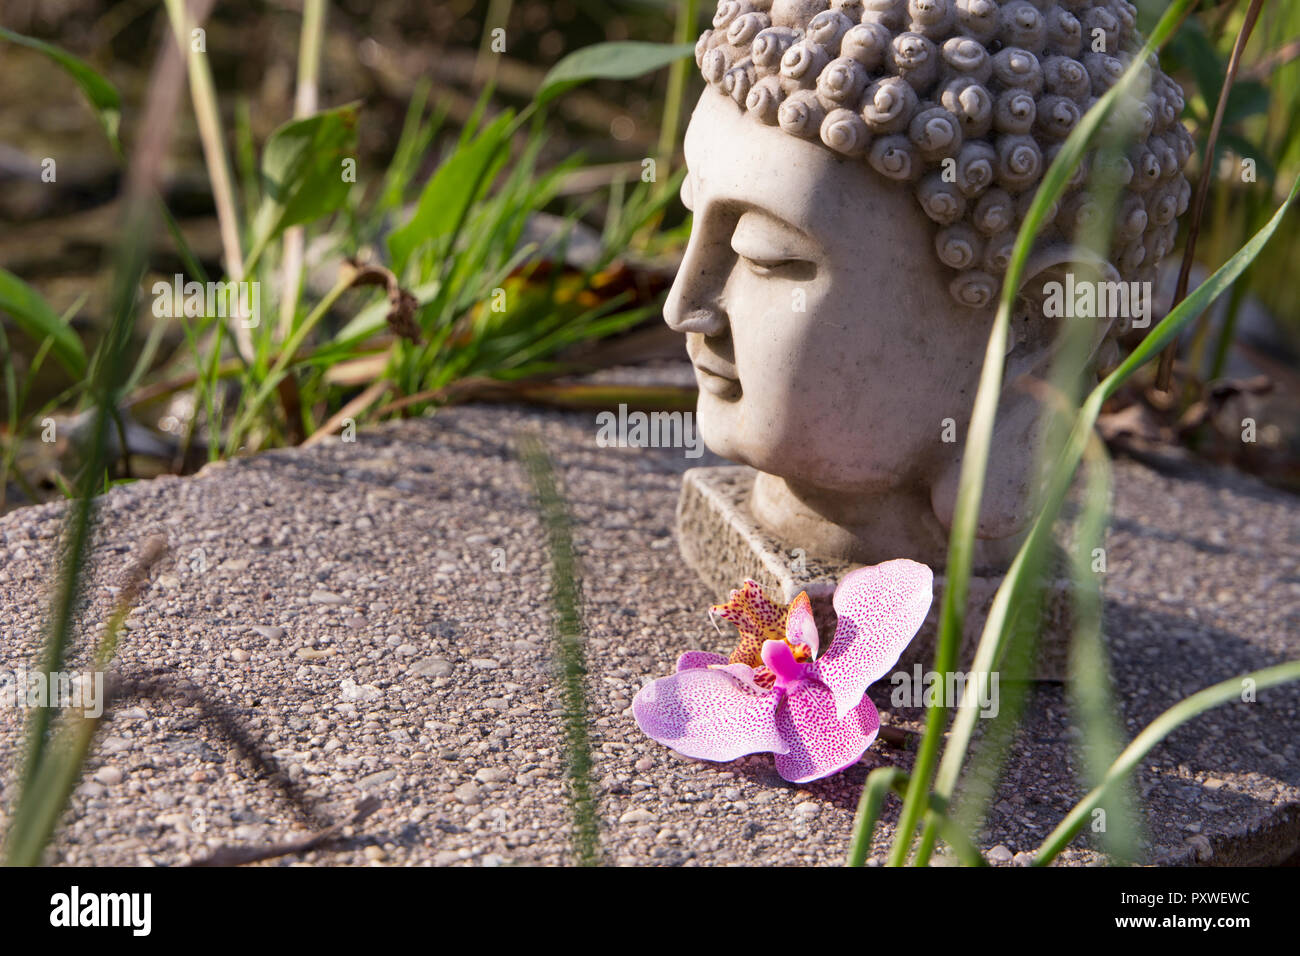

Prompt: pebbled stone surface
xmin=0 ymin=405 xmax=1296 ymax=866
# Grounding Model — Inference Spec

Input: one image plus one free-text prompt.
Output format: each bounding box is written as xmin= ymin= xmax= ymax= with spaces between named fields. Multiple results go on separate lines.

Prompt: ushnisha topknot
xmin=695 ymin=0 xmax=1192 ymax=315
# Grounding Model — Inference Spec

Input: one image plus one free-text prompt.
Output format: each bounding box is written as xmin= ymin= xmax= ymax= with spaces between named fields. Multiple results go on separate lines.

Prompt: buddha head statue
xmin=664 ymin=0 xmax=1190 ymax=570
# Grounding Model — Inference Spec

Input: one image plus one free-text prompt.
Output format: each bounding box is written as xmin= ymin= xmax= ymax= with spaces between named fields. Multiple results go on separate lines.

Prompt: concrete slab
xmin=0 ymin=405 xmax=1296 ymax=866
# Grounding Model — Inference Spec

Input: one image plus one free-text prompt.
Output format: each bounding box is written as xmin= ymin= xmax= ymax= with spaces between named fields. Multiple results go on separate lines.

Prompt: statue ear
xmin=928 ymin=244 xmax=1121 ymax=546
xmin=1008 ymin=243 xmax=1122 ymax=383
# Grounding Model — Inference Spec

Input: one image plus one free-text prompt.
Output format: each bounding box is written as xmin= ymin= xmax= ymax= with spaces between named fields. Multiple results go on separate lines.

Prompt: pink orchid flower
xmin=633 ymin=559 xmax=934 ymax=784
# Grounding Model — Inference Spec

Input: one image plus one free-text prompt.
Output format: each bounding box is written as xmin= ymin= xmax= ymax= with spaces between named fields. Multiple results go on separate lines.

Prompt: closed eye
xmin=736 ymin=255 xmax=817 ymax=281
xmin=731 ymin=210 xmax=817 ymax=281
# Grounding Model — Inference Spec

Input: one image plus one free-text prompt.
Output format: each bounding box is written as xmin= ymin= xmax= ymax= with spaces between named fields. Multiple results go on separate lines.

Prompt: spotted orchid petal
xmin=784 ymin=590 xmax=819 ymax=659
xmin=773 ymin=679 xmax=881 ymax=784
xmin=633 ymin=663 xmax=789 ymax=761
xmin=710 ymin=579 xmax=788 ymax=667
xmin=676 ymin=650 xmax=728 ymax=671
xmin=809 ymin=559 xmax=934 ymax=718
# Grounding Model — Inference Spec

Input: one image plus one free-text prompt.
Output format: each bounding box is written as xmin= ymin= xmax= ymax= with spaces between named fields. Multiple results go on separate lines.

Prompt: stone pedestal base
xmin=676 ymin=466 xmax=1075 ymax=681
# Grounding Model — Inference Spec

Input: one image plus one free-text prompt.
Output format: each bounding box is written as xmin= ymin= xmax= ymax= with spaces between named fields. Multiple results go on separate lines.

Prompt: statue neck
xmin=749 ymin=471 xmax=1021 ymax=573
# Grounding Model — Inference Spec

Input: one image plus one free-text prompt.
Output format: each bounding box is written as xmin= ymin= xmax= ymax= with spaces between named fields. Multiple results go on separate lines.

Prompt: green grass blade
xmin=846 ymin=767 xmax=986 ymax=867
xmin=15 ymin=182 xmax=165 ymax=833
xmin=5 ymin=538 xmax=167 ymax=865
xmin=516 ymin=433 xmax=600 ymax=866
xmin=1066 ymin=430 xmax=1143 ymax=863
xmin=847 ymin=767 xmax=905 ymax=866
xmin=1034 ymin=660 xmax=1300 ymax=865
xmin=887 ymin=0 xmax=1198 ymax=867
xmin=657 ymin=0 xmax=700 ymax=198
xmin=0 ymin=269 xmax=88 ymax=378
xmin=0 ymin=27 xmax=121 ymax=154
xmin=919 ymin=170 xmax=1299 ymax=864
xmin=5 ymin=713 xmax=100 ymax=865
xmin=1098 ymin=180 xmax=1300 ymax=401
xmin=387 ymin=111 xmax=515 ymax=276
xmin=537 ymin=41 xmax=697 ymax=106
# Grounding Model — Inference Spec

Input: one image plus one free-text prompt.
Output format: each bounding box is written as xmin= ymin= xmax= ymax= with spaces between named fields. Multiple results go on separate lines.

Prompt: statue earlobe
xmin=928 ymin=396 xmax=1041 ymax=547
xmin=928 ymin=243 xmax=1120 ymax=548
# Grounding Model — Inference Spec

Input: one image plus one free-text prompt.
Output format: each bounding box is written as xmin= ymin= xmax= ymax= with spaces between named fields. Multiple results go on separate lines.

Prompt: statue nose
xmin=663 ymin=206 xmax=731 ymax=337
xmin=664 ymin=304 xmax=728 ymax=336
xmin=663 ymin=262 xmax=728 ymax=336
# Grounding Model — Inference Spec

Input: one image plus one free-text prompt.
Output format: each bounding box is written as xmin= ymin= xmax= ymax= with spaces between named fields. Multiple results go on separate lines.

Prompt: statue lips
xmin=687 ymin=334 xmax=741 ymax=399
xmin=695 ymin=364 xmax=741 ymax=399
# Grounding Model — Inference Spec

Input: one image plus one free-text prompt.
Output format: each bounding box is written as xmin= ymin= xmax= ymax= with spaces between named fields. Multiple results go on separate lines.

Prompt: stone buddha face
xmin=663 ymin=0 xmax=1189 ymax=569
xmin=667 ymin=88 xmax=994 ymax=564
